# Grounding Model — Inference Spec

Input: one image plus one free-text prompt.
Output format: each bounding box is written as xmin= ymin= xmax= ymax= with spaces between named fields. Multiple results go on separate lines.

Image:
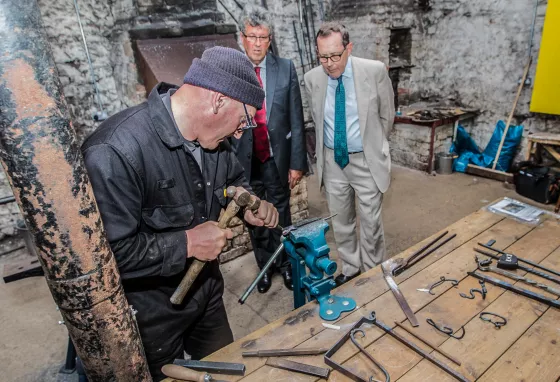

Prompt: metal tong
xmin=391 ymin=231 xmax=457 ymax=276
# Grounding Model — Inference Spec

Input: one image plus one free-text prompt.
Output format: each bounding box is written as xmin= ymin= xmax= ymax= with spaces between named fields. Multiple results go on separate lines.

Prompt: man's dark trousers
xmin=249 ymin=157 xmax=291 ymax=271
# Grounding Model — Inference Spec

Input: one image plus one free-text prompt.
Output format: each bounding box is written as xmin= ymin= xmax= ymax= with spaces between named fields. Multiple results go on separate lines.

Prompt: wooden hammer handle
xmin=170 ymin=200 xmax=242 ymax=305
xmin=161 ymin=364 xmax=208 ymax=381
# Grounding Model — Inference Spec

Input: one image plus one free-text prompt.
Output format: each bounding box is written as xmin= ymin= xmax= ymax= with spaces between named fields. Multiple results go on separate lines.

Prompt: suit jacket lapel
xmin=352 ymin=57 xmax=370 ymax=139
xmin=265 ymin=54 xmax=277 ymax=122
xmin=316 ymin=70 xmax=328 ymax=149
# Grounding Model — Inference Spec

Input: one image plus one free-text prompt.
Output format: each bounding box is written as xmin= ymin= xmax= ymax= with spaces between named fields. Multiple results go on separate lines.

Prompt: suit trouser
xmin=323 ymin=147 xmax=387 ymax=276
xmin=248 ymin=157 xmax=291 ymax=272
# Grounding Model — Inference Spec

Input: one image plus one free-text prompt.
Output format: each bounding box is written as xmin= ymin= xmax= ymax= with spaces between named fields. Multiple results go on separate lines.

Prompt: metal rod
xmin=477 ymin=260 xmax=560 ymax=297
xmin=372 ymin=314 xmax=469 ymax=382
xmin=173 ymin=359 xmax=246 ymax=376
xmin=304 ymin=0 xmax=318 ymax=65
xmin=293 ymin=20 xmax=306 ymax=72
xmin=468 ymin=272 xmax=560 ymax=309
xmin=527 ymin=0 xmax=539 ymax=58
xmin=217 ymin=0 xmax=239 ymax=24
xmin=239 ymin=242 xmax=285 ymax=304
xmin=474 ymin=248 xmax=560 ymax=285
xmin=302 ymin=3 xmax=315 ymax=69
xmin=265 ymin=358 xmax=330 ymax=378
xmin=393 ymin=321 xmax=462 ymax=366
xmin=243 ymin=347 xmax=329 ymax=357
xmin=477 ymin=243 xmax=560 ymax=277
xmin=0 ymin=1 xmax=150 ymax=380
xmin=73 ymin=0 xmax=105 ymax=118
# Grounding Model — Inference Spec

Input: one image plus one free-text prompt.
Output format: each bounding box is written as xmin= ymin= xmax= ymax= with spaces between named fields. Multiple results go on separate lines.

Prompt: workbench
xmin=164 ymin=203 xmax=560 ymax=382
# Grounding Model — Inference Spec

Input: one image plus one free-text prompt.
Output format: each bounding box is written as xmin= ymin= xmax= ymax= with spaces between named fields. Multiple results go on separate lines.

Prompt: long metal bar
xmin=468 ymin=272 xmax=560 ymax=309
xmin=393 ymin=321 xmax=462 ymax=366
xmin=474 ymin=248 xmax=560 ymax=285
xmin=382 ymin=265 xmax=419 ymax=327
xmin=477 ymin=243 xmax=560 ymax=277
xmin=391 ymin=231 xmax=452 ymax=275
xmin=243 ymin=347 xmax=329 ymax=357
xmin=265 ymin=358 xmax=330 ymax=378
xmin=371 ymin=313 xmax=469 ymax=382
xmin=324 ymin=314 xmax=378 ymax=382
xmin=0 ymin=1 xmax=150 ymax=380
xmin=239 ymin=242 xmax=285 ymax=304
xmin=477 ymin=262 xmax=560 ymax=297
xmin=173 ymin=359 xmax=246 ymax=376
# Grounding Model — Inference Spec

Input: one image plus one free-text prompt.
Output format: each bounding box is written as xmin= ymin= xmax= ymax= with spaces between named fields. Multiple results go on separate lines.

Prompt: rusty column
xmin=0 ymin=1 xmax=151 ymax=381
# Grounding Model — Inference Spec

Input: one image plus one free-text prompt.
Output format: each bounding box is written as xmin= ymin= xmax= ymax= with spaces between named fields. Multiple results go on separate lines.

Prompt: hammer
xmin=170 ymin=186 xmax=260 ymax=305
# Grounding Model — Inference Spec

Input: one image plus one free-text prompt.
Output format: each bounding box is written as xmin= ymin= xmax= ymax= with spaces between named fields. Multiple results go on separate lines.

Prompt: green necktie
xmin=334 ymin=76 xmax=349 ymax=168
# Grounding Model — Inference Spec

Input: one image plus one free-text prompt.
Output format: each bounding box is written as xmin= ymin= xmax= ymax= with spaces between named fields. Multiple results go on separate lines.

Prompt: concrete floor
xmin=0 ymin=165 xmax=550 ymax=381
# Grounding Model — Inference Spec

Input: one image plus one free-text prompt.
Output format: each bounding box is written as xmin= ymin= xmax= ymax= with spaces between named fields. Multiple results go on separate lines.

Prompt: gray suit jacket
xmin=232 ymin=53 xmax=307 ymax=186
xmin=304 ymin=56 xmax=395 ymax=193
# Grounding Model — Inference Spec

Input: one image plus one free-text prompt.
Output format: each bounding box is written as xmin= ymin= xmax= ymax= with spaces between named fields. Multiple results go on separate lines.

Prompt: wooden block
xmin=466 ymin=164 xmax=514 ymax=182
xmin=3 ymin=256 xmax=43 ymax=283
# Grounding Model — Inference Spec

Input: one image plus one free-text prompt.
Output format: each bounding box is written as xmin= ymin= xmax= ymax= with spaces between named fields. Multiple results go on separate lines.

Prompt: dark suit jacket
xmin=232 ymin=53 xmax=307 ymax=186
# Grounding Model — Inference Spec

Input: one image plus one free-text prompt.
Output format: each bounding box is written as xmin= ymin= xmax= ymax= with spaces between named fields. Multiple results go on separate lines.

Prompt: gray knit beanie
xmin=184 ymin=46 xmax=265 ymax=110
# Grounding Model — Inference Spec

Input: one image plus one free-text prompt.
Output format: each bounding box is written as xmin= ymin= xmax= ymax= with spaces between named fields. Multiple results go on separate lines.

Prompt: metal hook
xmin=479 ymin=312 xmax=507 ymax=329
xmin=417 ymin=276 xmax=459 ymax=295
xmin=426 ymin=318 xmax=466 ymax=340
xmin=459 ymin=280 xmax=487 ymax=300
xmin=349 ymin=329 xmax=390 ymax=382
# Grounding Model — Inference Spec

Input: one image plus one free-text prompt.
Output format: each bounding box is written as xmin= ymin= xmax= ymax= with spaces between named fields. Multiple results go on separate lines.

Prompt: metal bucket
xmin=436 ymin=153 xmax=454 ymax=175
xmin=16 ymin=219 xmax=39 ymax=258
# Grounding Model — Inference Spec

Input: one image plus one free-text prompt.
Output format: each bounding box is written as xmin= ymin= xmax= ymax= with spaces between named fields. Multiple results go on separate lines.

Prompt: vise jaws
xmin=283 ymin=218 xmax=356 ymax=320
xmin=239 ymin=216 xmax=356 ymax=321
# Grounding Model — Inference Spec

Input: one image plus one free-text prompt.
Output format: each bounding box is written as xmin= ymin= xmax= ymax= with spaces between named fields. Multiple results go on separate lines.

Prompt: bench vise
xmin=283 ymin=218 xmax=356 ymax=321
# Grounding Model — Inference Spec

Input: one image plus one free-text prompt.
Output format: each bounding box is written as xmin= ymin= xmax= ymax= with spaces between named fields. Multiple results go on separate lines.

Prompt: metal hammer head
xmin=228 ymin=186 xmax=252 ymax=207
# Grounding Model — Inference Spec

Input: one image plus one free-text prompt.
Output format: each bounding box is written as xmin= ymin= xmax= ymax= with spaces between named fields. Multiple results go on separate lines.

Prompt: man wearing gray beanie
xmin=82 ymin=46 xmax=279 ymax=381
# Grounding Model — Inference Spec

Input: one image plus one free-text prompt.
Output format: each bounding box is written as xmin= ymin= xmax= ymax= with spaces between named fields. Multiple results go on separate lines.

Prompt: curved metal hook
xmin=425 ymin=276 xmax=459 ymax=295
xmin=426 ymin=318 xmax=466 ymax=339
xmin=459 ymin=280 xmax=487 ymax=300
xmin=479 ymin=312 xmax=507 ymax=329
xmin=349 ymin=328 xmax=390 ymax=382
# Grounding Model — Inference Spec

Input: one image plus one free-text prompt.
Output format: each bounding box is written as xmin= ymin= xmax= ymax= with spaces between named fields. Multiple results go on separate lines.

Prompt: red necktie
xmin=253 ymin=67 xmax=271 ymax=163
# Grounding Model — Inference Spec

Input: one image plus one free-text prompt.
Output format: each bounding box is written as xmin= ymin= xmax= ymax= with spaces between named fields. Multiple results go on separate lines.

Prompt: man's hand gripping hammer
xmin=170 ymin=186 xmax=260 ymax=305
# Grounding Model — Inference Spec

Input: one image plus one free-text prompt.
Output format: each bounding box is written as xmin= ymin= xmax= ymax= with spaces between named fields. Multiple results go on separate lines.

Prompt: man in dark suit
xmin=232 ymin=5 xmax=307 ymax=293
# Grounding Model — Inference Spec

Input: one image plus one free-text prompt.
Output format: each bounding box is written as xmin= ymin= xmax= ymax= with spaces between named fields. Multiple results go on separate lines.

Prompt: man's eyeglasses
xmin=240 ymin=104 xmax=258 ymax=131
xmin=243 ymin=33 xmax=271 ymax=43
xmin=318 ymin=47 xmax=347 ymax=63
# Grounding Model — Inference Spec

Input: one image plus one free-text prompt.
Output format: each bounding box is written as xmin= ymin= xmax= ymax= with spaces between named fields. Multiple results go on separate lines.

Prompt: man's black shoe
xmin=257 ymin=271 xmax=272 ymax=293
xmin=282 ymin=267 xmax=293 ymax=291
xmin=334 ymin=272 xmax=360 ymax=287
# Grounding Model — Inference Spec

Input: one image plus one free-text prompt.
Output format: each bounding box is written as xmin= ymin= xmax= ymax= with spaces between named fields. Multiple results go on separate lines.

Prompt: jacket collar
xmin=148 ymin=82 xmax=185 ymax=149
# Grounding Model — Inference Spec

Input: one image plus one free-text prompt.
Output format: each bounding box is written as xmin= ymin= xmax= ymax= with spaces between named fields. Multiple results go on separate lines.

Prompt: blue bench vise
xmin=283 ymin=218 xmax=356 ymax=321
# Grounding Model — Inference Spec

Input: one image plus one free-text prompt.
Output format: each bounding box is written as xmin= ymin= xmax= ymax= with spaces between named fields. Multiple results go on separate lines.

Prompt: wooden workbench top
xmin=164 ymin=204 xmax=560 ymax=382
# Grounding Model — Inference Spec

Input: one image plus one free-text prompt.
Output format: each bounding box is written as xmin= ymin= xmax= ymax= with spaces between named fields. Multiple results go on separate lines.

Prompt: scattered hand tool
xmin=474 ymin=248 xmax=560 ymax=285
xmin=324 ymin=313 xmax=388 ymax=382
xmin=417 ymin=276 xmax=459 ymax=295
xmin=350 ymin=329 xmax=390 ymax=382
xmin=459 ymin=279 xmax=487 ymax=300
xmin=393 ymin=321 xmax=462 ymax=366
xmin=371 ymin=313 xmax=469 ymax=382
xmin=265 ymin=358 xmax=330 ymax=379
xmin=476 ymin=256 xmax=560 ymax=297
xmin=172 ymin=359 xmax=245 ymax=376
xmin=242 ymin=347 xmax=329 ymax=357
xmin=426 ymin=318 xmax=466 ymax=340
xmin=171 ymin=186 xmax=259 ymax=305
xmin=381 ymin=260 xmax=419 ymax=327
xmin=477 ymin=242 xmax=560 ymax=277
xmin=479 ymin=312 xmax=507 ymax=329
xmin=468 ymin=271 xmax=560 ymax=309
xmin=389 ymin=231 xmax=457 ymax=276
xmin=161 ymin=364 xmax=228 ymax=382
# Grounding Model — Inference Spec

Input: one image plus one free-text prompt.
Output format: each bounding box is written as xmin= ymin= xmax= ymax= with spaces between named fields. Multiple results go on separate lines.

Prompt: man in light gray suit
xmin=233 ymin=6 xmax=307 ymax=293
xmin=304 ymin=22 xmax=395 ymax=286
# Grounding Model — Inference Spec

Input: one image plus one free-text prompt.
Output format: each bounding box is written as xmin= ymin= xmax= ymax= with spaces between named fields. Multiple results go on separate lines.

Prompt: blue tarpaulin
xmin=451 ymin=121 xmax=523 ymax=173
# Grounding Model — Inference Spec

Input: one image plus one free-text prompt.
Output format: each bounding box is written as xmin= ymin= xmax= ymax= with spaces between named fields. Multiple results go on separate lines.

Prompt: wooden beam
xmin=543 ymin=144 xmax=560 ymax=163
xmin=466 ymin=164 xmax=514 ymax=182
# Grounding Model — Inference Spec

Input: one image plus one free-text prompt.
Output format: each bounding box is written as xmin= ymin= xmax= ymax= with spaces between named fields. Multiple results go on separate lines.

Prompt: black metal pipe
xmin=0 ymin=1 xmax=150 ymax=381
